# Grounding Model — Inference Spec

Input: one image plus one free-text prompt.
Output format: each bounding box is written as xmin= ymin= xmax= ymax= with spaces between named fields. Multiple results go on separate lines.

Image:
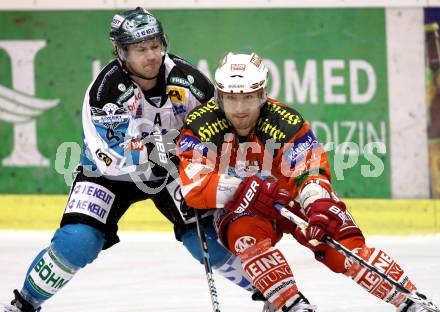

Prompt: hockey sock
xmin=20 ymin=224 xmax=105 ymax=309
xmin=215 ymin=253 xmax=255 ymax=292
xmin=21 ymin=246 xmax=78 ymax=308
xmin=240 ymin=238 xmax=299 ymax=310
xmin=345 ymin=244 xmax=417 ymax=307
xmin=181 ymin=222 xmax=256 ymax=292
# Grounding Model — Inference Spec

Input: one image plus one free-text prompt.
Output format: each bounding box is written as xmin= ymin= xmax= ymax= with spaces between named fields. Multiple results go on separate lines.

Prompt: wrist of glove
xmin=304 ymin=198 xmax=349 ymax=242
xmin=224 ymin=175 xmax=290 ymax=220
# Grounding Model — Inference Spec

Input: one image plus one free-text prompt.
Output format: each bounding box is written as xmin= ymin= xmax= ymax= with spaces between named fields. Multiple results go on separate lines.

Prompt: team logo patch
xmin=65 ymin=182 xmax=115 ymax=223
xmin=91 ymin=103 xmax=129 ymax=129
xmin=234 ymin=236 xmax=257 ymax=254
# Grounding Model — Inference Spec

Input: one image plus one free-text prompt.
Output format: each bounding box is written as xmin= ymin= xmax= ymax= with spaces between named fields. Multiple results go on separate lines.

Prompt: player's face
xmin=222 ymin=92 xmax=262 ymax=136
xmin=124 ymin=38 xmax=163 ymax=79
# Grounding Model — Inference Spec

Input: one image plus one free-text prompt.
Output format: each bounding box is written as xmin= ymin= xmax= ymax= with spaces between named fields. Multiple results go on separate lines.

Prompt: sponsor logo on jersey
xmin=234 ymin=236 xmax=256 ymax=253
xmin=134 ymin=104 xmax=143 ymax=118
xmin=169 ymin=76 xmax=205 ymax=100
xmin=265 ymin=102 xmax=302 ymax=125
xmin=117 ymin=85 xmax=134 ymax=104
xmin=235 ymin=160 xmax=260 ymax=176
xmin=198 ymin=118 xmax=231 ymax=142
xmin=167 ymin=86 xmax=185 ymax=104
xmin=284 ymin=130 xmax=320 ymax=167
xmin=185 ymin=100 xmax=220 ymax=125
xmin=129 ymin=139 xmax=144 ymax=151
xmin=95 ymin=148 xmax=112 ymax=166
xmin=127 ymin=101 xmax=136 ymax=111
xmin=166 ymin=86 xmax=187 ymax=116
xmin=234 ymin=180 xmax=260 ymax=214
xmin=65 ymin=181 xmax=115 ymax=223
xmin=256 ymin=117 xmax=287 ymax=140
xmin=118 ymin=83 xmax=126 ymax=92
xmin=178 ymin=135 xmax=209 ymax=156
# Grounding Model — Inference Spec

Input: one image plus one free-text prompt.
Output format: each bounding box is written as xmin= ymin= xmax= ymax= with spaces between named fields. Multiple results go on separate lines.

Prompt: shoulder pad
xmin=184 ymin=99 xmax=232 ymax=145
xmin=88 ymin=60 xmax=133 ymax=108
xmin=167 ymin=54 xmax=214 ymax=102
xmin=257 ymin=99 xmax=304 ymax=144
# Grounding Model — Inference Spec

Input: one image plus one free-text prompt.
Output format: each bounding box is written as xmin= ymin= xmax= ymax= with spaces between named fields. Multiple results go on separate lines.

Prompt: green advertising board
xmin=0 ymin=9 xmax=389 ymax=197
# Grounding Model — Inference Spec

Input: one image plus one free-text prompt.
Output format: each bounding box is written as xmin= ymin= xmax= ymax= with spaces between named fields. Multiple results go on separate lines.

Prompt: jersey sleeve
xmin=177 ymin=127 xmax=241 ymax=209
xmin=275 ymin=120 xmax=333 ymax=197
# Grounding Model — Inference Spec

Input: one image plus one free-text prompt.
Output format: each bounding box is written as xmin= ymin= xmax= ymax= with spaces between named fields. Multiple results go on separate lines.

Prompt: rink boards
xmin=0 ymin=195 xmax=439 ymax=235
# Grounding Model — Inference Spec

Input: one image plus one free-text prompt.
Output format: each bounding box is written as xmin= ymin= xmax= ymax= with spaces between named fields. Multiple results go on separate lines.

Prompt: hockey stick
xmin=275 ymin=203 xmax=440 ymax=312
xmin=194 ymin=209 xmax=221 ymax=312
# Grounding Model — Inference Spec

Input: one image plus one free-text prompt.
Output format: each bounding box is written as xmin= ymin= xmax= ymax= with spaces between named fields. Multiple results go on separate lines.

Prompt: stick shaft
xmin=195 ymin=210 xmax=221 ymax=312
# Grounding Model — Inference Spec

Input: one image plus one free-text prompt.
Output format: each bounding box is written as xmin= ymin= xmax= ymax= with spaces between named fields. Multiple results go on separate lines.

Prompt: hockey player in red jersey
xmin=177 ymin=52 xmax=438 ymax=312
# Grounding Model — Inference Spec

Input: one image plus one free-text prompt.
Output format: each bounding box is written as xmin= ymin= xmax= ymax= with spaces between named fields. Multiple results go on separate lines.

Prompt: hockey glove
xmin=144 ymin=129 xmax=180 ymax=177
xmin=224 ymin=176 xmax=290 ymax=220
xmin=300 ymin=198 xmax=361 ymax=244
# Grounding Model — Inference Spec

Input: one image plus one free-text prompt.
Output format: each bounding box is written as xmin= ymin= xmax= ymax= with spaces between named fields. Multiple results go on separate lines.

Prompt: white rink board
xmin=0 ymin=231 xmax=439 ymax=312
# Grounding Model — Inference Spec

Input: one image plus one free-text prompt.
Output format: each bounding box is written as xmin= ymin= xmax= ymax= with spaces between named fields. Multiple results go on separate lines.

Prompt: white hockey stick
xmin=195 ymin=210 xmax=221 ymax=312
xmin=275 ymin=203 xmax=440 ymax=312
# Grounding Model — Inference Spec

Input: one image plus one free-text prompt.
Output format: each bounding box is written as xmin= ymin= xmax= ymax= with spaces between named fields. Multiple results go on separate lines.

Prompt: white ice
xmin=0 ymin=231 xmax=439 ymax=312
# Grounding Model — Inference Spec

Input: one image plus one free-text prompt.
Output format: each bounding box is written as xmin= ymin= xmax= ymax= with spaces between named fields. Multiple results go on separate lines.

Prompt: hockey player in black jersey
xmin=3 ymin=7 xmax=261 ymax=311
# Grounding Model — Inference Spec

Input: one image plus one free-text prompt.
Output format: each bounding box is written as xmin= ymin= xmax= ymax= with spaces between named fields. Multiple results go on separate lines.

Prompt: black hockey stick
xmin=275 ymin=203 xmax=440 ymax=312
xmin=194 ymin=210 xmax=221 ymax=312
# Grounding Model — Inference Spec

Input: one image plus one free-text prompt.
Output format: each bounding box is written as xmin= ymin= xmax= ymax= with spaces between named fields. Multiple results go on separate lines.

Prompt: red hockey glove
xmin=303 ymin=198 xmax=351 ymax=242
xmin=224 ymin=176 xmax=290 ymax=220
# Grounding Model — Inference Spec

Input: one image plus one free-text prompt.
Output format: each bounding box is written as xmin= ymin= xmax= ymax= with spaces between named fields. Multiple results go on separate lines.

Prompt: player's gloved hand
xmin=302 ymin=198 xmax=350 ymax=243
xmin=144 ymin=129 xmax=180 ymax=177
xmin=224 ymin=175 xmax=290 ymax=220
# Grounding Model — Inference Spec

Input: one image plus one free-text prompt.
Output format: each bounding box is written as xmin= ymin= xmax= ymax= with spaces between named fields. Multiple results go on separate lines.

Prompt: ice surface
xmin=0 ymin=231 xmax=439 ymax=312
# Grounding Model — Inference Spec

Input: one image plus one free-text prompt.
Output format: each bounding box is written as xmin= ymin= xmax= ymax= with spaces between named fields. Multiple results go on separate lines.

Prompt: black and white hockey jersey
xmin=81 ymin=53 xmax=214 ymax=181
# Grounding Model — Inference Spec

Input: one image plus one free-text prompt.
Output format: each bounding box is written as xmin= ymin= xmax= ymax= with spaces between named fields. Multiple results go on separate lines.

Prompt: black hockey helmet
xmin=109 ymin=7 xmax=168 ymax=50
